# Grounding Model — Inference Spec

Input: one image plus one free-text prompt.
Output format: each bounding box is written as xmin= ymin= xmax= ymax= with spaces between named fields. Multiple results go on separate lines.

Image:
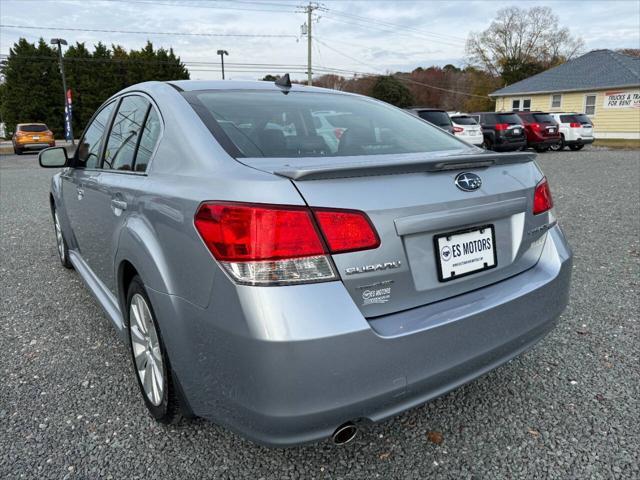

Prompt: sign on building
xmin=603 ymin=90 xmax=640 ymax=108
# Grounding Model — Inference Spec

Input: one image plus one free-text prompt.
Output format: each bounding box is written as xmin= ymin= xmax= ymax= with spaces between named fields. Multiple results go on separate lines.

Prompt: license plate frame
xmin=433 ymin=224 xmax=497 ymax=282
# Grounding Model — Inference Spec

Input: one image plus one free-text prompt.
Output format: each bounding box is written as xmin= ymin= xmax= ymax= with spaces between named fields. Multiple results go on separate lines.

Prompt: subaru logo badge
xmin=454 ymin=172 xmax=482 ymax=192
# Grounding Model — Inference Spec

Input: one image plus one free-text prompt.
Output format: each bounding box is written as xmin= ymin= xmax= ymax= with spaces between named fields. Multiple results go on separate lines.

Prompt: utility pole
xmin=300 ymin=2 xmax=321 ymax=86
xmin=50 ymin=38 xmax=74 ymax=145
xmin=217 ymin=49 xmax=228 ymax=80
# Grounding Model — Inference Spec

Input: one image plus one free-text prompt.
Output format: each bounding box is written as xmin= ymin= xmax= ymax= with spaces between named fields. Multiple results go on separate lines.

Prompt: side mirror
xmin=39 ymin=146 xmax=69 ymax=168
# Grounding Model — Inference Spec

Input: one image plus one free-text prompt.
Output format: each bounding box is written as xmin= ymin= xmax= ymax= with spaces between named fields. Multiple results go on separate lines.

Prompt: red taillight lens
xmin=194 ymin=203 xmax=324 ymax=261
xmin=494 ymin=123 xmax=509 ymax=131
xmin=313 ymin=208 xmax=380 ymax=253
xmin=453 ymin=126 xmax=464 ymax=133
xmin=533 ymin=177 xmax=554 ymax=215
xmin=194 ymin=202 xmax=379 ymax=285
xmin=569 ymin=122 xmax=580 ymax=128
xmin=530 ymin=122 xmax=541 ymax=130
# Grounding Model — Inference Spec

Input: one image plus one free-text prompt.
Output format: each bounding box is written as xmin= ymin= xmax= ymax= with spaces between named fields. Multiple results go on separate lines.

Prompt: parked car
xmin=405 ymin=107 xmax=454 ymax=134
xmin=12 ymin=123 xmax=55 ymax=154
xmin=38 ymin=80 xmax=572 ymax=447
xmin=469 ymin=112 xmax=527 ymax=152
xmin=448 ymin=112 xmax=483 ymax=146
xmin=548 ymin=113 xmax=595 ymax=151
xmin=513 ymin=111 xmax=562 ymax=152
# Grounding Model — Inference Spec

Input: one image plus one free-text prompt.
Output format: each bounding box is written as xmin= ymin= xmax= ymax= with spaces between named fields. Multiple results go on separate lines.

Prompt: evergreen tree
xmin=0 ymin=38 xmax=190 ymax=137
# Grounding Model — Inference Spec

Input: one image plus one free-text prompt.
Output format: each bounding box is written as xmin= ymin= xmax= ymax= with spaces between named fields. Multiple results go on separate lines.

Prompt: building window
xmin=551 ymin=94 xmax=562 ymax=109
xmin=512 ymin=99 xmax=520 ymax=111
xmin=522 ymin=99 xmax=531 ymax=111
xmin=585 ymin=95 xmax=597 ymax=115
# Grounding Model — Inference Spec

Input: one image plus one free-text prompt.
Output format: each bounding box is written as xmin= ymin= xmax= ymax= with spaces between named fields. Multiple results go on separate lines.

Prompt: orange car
xmin=12 ymin=123 xmax=56 ymax=155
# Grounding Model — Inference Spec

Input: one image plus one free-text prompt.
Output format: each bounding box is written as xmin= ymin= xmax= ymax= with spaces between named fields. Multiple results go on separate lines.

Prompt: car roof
xmin=166 ymin=79 xmax=346 ymax=95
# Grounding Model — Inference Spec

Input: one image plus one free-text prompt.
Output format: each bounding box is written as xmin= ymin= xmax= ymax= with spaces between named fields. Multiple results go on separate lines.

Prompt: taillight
xmin=334 ymin=128 xmax=344 ymax=139
xmin=313 ymin=208 xmax=380 ymax=253
xmin=453 ymin=126 xmax=464 ymax=133
xmin=533 ymin=177 xmax=553 ymax=215
xmin=194 ymin=202 xmax=379 ymax=285
xmin=494 ymin=123 xmax=509 ymax=131
xmin=530 ymin=123 xmax=541 ymax=130
xmin=569 ymin=122 xmax=580 ymax=128
xmin=16 ymin=131 xmax=27 ymax=137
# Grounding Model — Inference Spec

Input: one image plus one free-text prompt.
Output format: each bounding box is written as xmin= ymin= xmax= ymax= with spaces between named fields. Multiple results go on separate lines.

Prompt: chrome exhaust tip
xmin=331 ymin=422 xmax=358 ymax=445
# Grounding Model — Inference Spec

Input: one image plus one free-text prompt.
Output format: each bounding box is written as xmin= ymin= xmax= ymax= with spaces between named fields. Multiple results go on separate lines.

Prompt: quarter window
xmin=134 ymin=108 xmax=162 ymax=172
xmin=585 ymin=95 xmax=597 ymax=116
xmin=77 ymin=102 xmax=116 ymax=168
xmin=551 ymin=94 xmax=562 ymax=109
xmin=103 ymin=95 xmax=151 ymax=171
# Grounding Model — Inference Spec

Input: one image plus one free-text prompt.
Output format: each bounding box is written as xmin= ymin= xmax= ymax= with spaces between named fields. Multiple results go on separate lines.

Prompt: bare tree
xmin=466 ymin=6 xmax=584 ymax=85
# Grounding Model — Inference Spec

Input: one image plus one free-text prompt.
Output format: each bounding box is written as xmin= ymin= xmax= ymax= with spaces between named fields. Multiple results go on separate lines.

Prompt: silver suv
xmin=38 ymin=80 xmax=572 ymax=446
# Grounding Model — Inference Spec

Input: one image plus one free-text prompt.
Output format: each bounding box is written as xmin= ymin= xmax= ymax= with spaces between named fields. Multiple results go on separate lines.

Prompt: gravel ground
xmin=1 ymin=148 xmax=638 ymax=479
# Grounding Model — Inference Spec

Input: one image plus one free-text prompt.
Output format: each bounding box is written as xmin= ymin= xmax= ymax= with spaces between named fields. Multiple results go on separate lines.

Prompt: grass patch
xmin=593 ymin=139 xmax=640 ymax=149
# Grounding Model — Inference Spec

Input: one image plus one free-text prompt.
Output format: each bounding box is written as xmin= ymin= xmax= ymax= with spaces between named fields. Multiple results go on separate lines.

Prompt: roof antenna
xmin=275 ymin=73 xmax=292 ymax=90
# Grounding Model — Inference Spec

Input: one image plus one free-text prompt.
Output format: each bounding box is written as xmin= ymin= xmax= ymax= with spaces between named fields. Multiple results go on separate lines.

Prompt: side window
xmin=103 ymin=95 xmax=150 ymax=171
xmin=77 ymin=102 xmax=116 ymax=168
xmin=134 ymin=108 xmax=161 ymax=172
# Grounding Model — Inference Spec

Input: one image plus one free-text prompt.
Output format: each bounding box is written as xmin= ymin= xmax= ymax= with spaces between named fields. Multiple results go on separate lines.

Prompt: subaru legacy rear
xmin=42 ymin=80 xmax=572 ymax=447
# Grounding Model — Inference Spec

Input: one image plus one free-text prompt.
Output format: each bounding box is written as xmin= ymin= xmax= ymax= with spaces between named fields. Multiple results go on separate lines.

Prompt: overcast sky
xmin=1 ymin=0 xmax=639 ymax=81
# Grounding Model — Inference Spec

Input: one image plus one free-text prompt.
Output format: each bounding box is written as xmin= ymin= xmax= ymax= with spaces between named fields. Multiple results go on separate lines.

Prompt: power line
xmin=0 ymin=24 xmax=298 ymax=39
xmin=314 ymin=38 xmax=488 ymax=99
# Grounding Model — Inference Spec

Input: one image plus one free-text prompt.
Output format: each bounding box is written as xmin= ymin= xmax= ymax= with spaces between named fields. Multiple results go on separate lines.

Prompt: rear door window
xmin=103 ymin=95 xmax=151 ymax=171
xmin=77 ymin=101 xmax=116 ymax=169
xmin=560 ymin=115 xmax=577 ymax=123
xmin=575 ymin=114 xmax=593 ymax=125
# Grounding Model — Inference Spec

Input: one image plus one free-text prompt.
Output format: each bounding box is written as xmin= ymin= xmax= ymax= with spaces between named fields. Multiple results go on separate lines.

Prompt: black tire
xmin=52 ymin=208 xmax=73 ymax=269
xmin=482 ymin=139 xmax=492 ymax=150
xmin=569 ymin=144 xmax=584 ymax=151
xmin=126 ymin=276 xmax=181 ymax=424
xmin=14 ymin=147 xmax=23 ymax=155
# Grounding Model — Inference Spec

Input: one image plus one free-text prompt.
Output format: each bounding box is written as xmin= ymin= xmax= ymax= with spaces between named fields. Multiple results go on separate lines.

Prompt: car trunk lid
xmin=242 ymin=151 xmax=552 ymax=317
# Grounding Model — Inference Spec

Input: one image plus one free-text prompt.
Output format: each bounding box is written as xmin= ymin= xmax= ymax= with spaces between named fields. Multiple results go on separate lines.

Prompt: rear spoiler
xmin=269 ymin=151 xmax=536 ymax=181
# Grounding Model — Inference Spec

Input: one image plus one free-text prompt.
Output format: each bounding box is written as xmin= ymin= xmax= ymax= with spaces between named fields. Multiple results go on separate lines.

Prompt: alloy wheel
xmin=129 ymin=293 xmax=165 ymax=406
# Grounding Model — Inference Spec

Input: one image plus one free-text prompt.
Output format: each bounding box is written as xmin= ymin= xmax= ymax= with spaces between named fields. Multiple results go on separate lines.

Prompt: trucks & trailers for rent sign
xmin=603 ymin=90 xmax=640 ymax=108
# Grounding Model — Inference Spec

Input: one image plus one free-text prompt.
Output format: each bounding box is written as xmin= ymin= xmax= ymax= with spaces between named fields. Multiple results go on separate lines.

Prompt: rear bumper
xmin=493 ymin=136 xmax=526 ymax=151
xmin=15 ymin=142 xmax=53 ymax=150
xmin=528 ymin=137 xmax=561 ymax=147
xmin=150 ymin=224 xmax=572 ymax=447
xmin=565 ymin=138 xmax=594 ymax=146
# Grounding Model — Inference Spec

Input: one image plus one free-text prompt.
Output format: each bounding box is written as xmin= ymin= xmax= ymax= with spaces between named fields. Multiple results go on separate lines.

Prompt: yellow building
xmin=490 ymin=50 xmax=640 ymax=139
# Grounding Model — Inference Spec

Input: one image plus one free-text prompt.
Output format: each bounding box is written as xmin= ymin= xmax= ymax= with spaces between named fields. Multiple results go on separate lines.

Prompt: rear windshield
xmin=450 ymin=115 xmax=478 ymax=125
xmin=533 ymin=113 xmax=556 ymax=123
xmin=19 ymin=124 xmax=48 ymax=132
xmin=575 ymin=114 xmax=592 ymax=124
xmin=186 ymin=91 xmax=465 ymax=158
xmin=559 ymin=115 xmax=577 ymax=123
xmin=417 ymin=110 xmax=452 ymax=127
xmin=495 ymin=114 xmax=522 ymax=125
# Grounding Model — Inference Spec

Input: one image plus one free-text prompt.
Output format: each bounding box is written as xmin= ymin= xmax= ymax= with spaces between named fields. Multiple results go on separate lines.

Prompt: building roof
xmin=490 ymin=49 xmax=640 ymax=97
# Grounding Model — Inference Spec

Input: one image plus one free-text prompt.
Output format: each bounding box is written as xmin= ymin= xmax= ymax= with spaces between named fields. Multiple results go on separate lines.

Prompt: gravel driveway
xmin=1 ymin=149 xmax=638 ymax=479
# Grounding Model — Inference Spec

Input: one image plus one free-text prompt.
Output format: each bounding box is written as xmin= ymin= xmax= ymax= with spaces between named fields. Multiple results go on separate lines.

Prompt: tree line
xmin=0 ymin=39 xmax=189 ymax=137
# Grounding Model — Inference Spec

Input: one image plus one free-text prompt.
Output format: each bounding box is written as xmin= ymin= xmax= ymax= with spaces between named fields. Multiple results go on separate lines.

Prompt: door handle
xmin=111 ymin=199 xmax=128 ymax=211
